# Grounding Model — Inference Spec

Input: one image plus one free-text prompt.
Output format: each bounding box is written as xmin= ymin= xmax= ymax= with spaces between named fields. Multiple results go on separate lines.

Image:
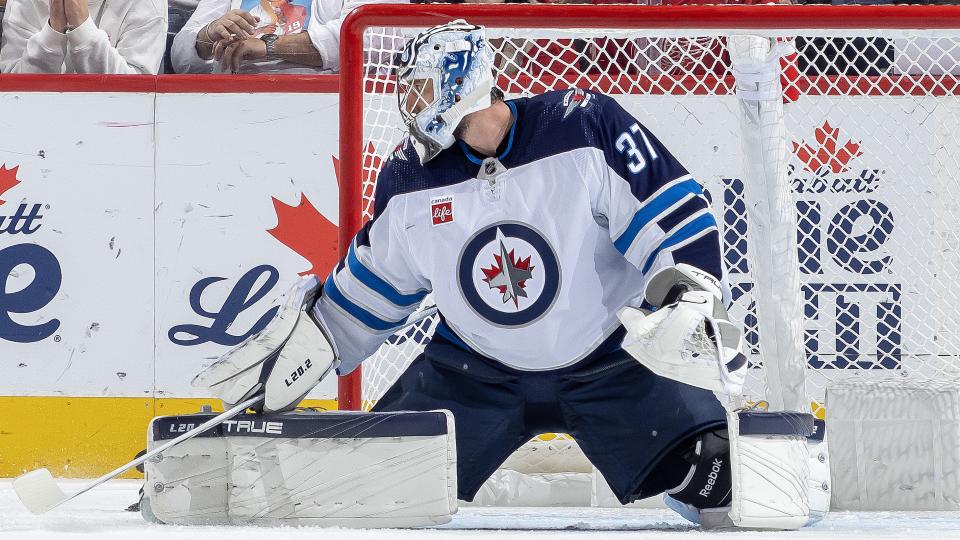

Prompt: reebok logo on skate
xmin=699 ymin=458 xmax=723 ymax=498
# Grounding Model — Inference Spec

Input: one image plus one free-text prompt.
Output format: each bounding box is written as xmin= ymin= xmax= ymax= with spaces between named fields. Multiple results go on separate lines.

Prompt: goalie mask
xmin=396 ymin=20 xmax=494 ymax=163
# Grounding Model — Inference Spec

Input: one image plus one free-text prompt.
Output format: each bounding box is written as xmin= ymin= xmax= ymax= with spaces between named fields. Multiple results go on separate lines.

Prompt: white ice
xmin=3 ymin=479 xmax=960 ymax=539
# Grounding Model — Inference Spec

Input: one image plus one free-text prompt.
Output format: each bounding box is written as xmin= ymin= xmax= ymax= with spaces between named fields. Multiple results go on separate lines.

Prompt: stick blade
xmin=13 ymin=468 xmax=68 ymax=514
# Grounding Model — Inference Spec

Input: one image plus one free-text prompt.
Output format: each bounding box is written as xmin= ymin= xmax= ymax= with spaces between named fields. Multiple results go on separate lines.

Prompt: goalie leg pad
xmin=727 ymin=409 xmax=815 ymax=530
xmin=665 ymin=410 xmax=816 ymax=530
xmin=145 ymin=410 xmax=458 ymax=527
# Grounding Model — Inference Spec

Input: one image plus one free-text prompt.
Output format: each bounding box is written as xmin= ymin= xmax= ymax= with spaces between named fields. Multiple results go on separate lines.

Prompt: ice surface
xmin=3 ymin=479 xmax=960 ymax=539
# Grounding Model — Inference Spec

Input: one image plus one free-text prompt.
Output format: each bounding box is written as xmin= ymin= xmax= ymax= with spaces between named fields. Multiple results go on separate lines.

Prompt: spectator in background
xmin=171 ymin=0 xmax=404 ymax=74
xmin=0 ymin=0 xmax=167 ymax=74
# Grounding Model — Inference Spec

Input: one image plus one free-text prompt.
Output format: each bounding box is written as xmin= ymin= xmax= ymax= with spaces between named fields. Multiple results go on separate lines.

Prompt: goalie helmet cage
xmin=338 ymin=3 xmax=960 ymax=503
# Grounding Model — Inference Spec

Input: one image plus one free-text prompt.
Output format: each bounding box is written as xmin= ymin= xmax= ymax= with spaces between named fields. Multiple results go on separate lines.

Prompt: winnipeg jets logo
xmin=562 ymin=88 xmax=593 ymax=120
xmin=458 ymin=222 xmax=560 ymax=328
xmin=481 ymin=229 xmax=534 ymax=308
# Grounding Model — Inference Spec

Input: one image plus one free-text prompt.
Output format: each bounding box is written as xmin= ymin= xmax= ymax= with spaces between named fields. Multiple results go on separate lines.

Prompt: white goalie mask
xmin=396 ymin=20 xmax=494 ymax=163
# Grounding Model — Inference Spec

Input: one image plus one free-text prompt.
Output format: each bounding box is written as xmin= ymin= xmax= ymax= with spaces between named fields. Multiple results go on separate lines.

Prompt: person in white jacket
xmin=171 ymin=0 xmax=405 ymax=74
xmin=0 ymin=0 xmax=167 ymax=74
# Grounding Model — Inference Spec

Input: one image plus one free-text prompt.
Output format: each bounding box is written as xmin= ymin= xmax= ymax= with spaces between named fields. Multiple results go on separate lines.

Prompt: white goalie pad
xmin=144 ymin=410 xmax=457 ymax=527
xmin=726 ymin=410 xmax=814 ymax=530
xmin=663 ymin=409 xmax=821 ymax=531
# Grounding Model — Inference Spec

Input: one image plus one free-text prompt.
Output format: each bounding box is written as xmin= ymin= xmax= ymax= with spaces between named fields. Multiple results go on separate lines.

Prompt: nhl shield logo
xmin=457 ymin=221 xmax=561 ymax=327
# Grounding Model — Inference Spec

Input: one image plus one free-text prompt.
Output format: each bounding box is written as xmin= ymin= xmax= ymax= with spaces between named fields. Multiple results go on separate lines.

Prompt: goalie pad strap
xmin=737 ymin=411 xmax=814 ymax=437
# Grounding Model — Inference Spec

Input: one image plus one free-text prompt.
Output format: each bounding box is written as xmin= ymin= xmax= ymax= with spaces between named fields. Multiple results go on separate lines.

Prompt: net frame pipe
xmin=336 ymin=3 xmax=960 ymax=410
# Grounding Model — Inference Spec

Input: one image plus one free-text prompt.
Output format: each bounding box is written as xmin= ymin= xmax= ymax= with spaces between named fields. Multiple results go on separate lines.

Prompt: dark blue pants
xmin=372 ymin=327 xmax=726 ymax=503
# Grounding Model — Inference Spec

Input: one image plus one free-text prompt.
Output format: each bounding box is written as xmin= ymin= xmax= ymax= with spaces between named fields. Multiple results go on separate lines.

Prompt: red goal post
xmin=337 ymin=3 xmax=960 ymax=413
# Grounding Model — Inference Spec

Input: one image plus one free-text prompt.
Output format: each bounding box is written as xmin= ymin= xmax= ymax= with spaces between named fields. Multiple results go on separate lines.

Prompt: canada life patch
xmin=431 ymin=195 xmax=454 ymax=226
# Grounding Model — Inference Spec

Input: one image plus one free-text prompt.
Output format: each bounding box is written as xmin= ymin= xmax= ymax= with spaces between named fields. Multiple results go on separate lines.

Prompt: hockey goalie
xmin=190 ymin=20 xmax=825 ymax=530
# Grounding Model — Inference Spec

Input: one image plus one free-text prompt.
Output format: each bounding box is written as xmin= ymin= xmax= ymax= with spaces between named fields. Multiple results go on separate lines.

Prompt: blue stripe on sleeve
xmin=323 ymin=274 xmax=405 ymax=332
xmin=346 ymin=243 xmax=427 ymax=307
xmin=613 ymin=178 xmax=702 ymax=255
xmin=641 ymin=212 xmax=718 ymax=274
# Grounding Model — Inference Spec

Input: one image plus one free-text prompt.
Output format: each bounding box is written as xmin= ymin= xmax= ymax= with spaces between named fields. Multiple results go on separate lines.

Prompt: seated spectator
xmin=0 ymin=0 xmax=167 ymax=74
xmin=171 ymin=0 xmax=404 ymax=74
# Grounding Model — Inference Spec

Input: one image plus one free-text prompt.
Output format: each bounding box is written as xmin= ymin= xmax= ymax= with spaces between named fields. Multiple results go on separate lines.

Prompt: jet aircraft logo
xmin=481 ymin=229 xmax=534 ymax=308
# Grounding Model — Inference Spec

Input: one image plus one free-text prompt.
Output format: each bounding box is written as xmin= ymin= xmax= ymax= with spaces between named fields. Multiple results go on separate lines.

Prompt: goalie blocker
xmin=144 ymin=409 xmax=457 ymax=527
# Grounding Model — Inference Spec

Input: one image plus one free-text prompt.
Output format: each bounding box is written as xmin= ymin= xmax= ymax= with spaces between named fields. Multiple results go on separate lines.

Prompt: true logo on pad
xmin=431 ymin=195 xmax=454 ymax=226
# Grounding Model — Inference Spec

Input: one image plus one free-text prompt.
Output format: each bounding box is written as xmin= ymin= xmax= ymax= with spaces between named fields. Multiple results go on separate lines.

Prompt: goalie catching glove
xmin=617 ymin=264 xmax=746 ymax=398
xmin=192 ymin=275 xmax=339 ymax=413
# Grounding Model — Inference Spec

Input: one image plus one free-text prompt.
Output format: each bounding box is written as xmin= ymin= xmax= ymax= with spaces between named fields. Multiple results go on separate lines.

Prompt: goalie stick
xmin=12 ymin=395 xmax=264 ymax=515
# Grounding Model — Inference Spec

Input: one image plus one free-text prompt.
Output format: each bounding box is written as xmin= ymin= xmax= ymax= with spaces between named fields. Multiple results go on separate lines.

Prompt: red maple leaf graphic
xmin=0 ymin=164 xmax=21 ymax=206
xmin=482 ymin=254 xmax=506 ymax=292
xmin=481 ymin=249 xmax=534 ymax=293
xmin=269 ymin=142 xmax=387 ymax=277
xmin=791 ymin=121 xmax=863 ymax=174
xmin=267 ymin=194 xmax=339 ymax=277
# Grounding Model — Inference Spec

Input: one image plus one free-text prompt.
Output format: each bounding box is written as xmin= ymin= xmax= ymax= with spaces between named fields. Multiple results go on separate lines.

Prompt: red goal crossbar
xmin=335 ymin=3 xmax=960 ymax=411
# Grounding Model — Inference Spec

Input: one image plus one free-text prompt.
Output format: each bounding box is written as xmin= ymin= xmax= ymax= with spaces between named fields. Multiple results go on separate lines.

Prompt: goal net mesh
xmin=346 ymin=8 xmax=960 ymax=493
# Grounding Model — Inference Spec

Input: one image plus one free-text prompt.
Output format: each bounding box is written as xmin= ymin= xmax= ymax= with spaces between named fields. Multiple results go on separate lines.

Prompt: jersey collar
xmin=457 ymin=100 xmax=519 ymax=165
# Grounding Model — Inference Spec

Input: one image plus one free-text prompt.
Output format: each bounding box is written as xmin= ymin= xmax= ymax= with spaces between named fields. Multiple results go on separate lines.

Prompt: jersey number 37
xmin=616 ymin=123 xmax=659 ymax=174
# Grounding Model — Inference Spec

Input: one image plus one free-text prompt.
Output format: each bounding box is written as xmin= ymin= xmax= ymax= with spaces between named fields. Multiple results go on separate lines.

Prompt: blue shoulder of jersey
xmin=496 ymin=89 xmax=608 ymax=167
xmin=531 ymin=89 xmax=691 ymax=196
xmin=498 ymin=88 xmax=684 ymax=178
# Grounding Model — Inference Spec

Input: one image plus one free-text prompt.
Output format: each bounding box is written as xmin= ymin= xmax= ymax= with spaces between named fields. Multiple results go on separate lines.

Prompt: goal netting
xmin=337 ymin=4 xmax=960 ymax=506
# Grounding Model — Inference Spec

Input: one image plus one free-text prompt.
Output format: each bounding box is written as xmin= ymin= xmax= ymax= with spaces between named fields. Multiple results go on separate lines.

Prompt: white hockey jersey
xmin=313 ymin=89 xmax=725 ymax=374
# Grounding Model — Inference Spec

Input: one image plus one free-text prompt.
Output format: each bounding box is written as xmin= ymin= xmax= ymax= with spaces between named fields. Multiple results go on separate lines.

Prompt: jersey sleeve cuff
xmin=35 ymin=21 xmax=68 ymax=53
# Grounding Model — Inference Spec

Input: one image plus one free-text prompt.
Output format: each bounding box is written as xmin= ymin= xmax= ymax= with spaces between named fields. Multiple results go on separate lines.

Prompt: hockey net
xmin=338 ymin=4 xmax=960 ymax=504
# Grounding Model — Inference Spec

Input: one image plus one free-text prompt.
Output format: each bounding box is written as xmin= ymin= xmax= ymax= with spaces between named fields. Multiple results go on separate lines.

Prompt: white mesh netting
xmin=347 ymin=13 xmax=960 ymax=487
